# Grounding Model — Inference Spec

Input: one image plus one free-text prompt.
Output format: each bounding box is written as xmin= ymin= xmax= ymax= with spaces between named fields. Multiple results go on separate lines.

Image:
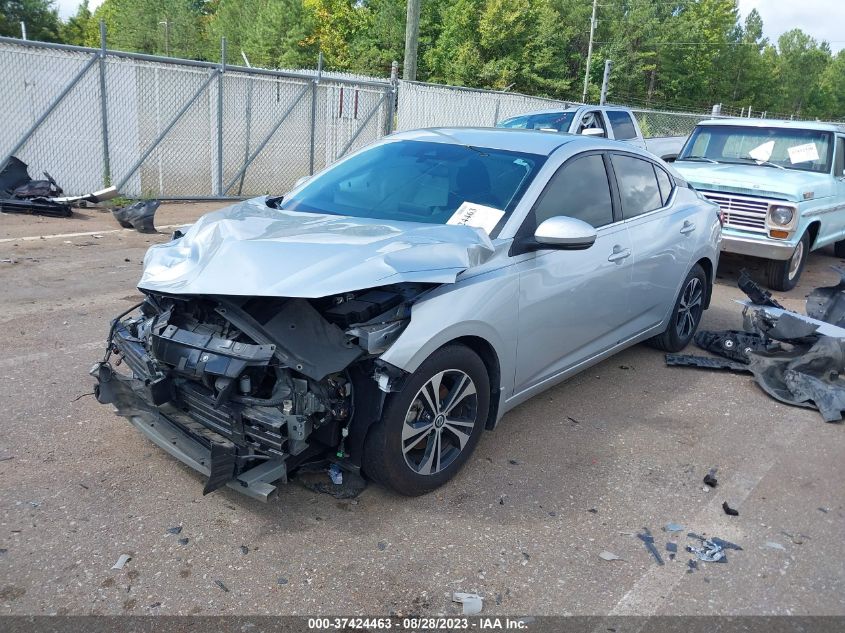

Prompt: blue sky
xmin=53 ymin=0 xmax=844 ymax=54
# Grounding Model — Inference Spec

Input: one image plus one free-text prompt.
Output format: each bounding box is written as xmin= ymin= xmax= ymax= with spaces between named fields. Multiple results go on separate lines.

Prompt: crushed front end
xmin=92 ymin=287 xmax=422 ymax=500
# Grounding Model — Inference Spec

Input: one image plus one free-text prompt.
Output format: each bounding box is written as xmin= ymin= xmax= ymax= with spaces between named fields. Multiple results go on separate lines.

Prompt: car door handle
xmin=680 ymin=221 xmax=696 ymax=235
xmin=607 ymin=246 xmax=631 ymax=263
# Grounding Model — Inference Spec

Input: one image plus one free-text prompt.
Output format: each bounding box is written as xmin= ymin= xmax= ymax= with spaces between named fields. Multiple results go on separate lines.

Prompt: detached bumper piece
xmin=666 ymin=271 xmax=845 ymax=423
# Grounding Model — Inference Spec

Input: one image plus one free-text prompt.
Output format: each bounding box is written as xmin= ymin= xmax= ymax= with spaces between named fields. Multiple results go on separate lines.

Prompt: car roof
xmin=498 ymin=105 xmax=633 ymax=119
xmin=696 ymin=118 xmax=845 ymax=133
xmin=389 ymin=126 xmax=644 ymax=158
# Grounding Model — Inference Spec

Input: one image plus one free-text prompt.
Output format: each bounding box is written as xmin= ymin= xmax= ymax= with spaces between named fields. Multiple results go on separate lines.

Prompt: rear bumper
xmin=92 ymin=361 xmax=286 ymax=502
xmin=721 ymin=231 xmax=796 ymax=261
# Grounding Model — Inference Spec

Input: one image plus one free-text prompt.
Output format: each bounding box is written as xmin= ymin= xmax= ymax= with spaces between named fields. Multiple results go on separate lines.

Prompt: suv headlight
xmin=769 ymin=205 xmax=795 ymax=226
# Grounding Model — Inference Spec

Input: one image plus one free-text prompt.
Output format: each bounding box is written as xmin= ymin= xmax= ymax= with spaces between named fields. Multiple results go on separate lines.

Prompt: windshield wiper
xmin=679 ymin=156 xmax=719 ymax=164
xmin=735 ymin=157 xmax=786 ymax=170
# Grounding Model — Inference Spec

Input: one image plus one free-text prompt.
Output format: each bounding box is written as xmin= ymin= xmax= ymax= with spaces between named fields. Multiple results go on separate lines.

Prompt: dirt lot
xmin=0 ymin=202 xmax=843 ymax=616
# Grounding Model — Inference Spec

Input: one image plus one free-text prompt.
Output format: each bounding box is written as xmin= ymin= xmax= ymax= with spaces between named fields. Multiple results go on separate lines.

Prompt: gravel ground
xmin=0 ymin=202 xmax=843 ymax=616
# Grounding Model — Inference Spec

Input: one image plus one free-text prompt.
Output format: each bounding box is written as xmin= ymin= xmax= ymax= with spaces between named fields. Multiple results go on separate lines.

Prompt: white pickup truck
xmin=497 ymin=105 xmax=686 ymax=162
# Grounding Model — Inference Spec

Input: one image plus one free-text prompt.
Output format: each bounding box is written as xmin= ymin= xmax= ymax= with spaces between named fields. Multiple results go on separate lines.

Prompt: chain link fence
xmin=0 ymin=37 xmax=395 ymax=198
xmin=5 ymin=35 xmax=838 ymax=200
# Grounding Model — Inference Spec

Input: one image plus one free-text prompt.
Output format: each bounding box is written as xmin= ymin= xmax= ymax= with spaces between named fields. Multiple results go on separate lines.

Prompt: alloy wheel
xmin=675 ymin=277 xmax=703 ymax=339
xmin=402 ymin=369 xmax=478 ymax=476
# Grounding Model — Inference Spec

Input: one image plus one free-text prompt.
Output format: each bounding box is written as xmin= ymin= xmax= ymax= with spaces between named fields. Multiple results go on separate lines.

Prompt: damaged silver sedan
xmin=92 ymin=128 xmax=721 ymax=500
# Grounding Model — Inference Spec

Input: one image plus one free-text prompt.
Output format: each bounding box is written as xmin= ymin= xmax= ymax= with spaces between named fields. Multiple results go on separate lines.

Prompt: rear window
xmin=607 ymin=111 xmax=638 ymax=140
xmin=612 ymin=155 xmax=663 ymax=218
xmin=498 ymin=111 xmax=576 ymax=132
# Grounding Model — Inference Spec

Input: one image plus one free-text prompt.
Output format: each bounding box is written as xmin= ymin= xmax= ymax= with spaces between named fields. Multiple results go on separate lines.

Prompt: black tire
xmin=363 ymin=344 xmax=490 ymax=496
xmin=834 ymin=239 xmax=845 ymax=259
xmin=647 ymin=264 xmax=707 ymax=352
xmin=766 ymin=232 xmax=809 ymax=291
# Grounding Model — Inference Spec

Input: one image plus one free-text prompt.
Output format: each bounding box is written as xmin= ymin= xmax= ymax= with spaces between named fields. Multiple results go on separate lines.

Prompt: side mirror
xmin=581 ymin=128 xmax=605 ymax=138
xmin=510 ymin=216 xmax=598 ymax=256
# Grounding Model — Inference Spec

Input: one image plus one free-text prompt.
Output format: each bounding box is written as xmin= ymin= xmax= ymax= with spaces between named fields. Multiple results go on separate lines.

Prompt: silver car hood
xmin=138 ymin=197 xmax=495 ymax=298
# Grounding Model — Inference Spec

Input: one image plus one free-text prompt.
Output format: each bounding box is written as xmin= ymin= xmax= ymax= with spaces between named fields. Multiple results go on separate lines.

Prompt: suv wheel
xmin=364 ymin=345 xmax=490 ymax=496
xmin=647 ymin=264 xmax=707 ymax=352
xmin=766 ymin=232 xmax=809 ymax=291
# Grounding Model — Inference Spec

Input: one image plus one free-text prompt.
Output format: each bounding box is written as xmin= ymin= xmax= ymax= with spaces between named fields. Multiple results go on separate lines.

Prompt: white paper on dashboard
xmin=447 ymin=201 xmax=505 ymax=234
xmin=787 ymin=142 xmax=820 ymax=164
xmin=748 ymin=140 xmax=775 ymax=162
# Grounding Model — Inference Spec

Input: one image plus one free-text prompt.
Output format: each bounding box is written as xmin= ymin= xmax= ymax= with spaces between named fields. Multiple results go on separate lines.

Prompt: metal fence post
xmin=238 ymin=51 xmax=255 ymax=195
xmin=98 ymin=20 xmax=112 ymax=185
xmin=217 ymin=37 xmax=226 ymax=196
xmin=309 ymin=52 xmax=323 ymax=175
xmin=492 ymin=99 xmax=500 ymax=126
xmin=386 ymin=61 xmax=398 ymax=134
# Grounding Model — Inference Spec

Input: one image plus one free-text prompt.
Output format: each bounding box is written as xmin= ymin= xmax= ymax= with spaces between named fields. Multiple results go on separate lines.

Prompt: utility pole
xmin=582 ymin=0 xmax=598 ymax=103
xmin=159 ymin=20 xmax=170 ymax=56
xmin=599 ymin=59 xmax=612 ymax=105
xmin=403 ymin=0 xmax=421 ymax=81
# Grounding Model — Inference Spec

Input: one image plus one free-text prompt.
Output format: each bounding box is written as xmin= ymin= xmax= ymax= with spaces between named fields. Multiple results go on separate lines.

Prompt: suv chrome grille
xmin=700 ymin=191 xmax=770 ymax=233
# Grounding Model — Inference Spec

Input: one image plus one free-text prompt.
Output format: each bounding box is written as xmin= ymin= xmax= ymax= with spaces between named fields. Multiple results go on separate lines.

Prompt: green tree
xmin=0 ymin=0 xmax=61 ymax=41
xmin=60 ymin=0 xmax=92 ymax=46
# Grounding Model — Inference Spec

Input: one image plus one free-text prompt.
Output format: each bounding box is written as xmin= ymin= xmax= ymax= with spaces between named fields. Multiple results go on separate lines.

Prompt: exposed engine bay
xmin=92 ymin=283 xmax=429 ymax=500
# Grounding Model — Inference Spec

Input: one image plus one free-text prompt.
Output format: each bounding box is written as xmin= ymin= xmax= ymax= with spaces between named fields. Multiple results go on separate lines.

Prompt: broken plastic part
xmin=111 ymin=554 xmax=131 ymax=570
xmin=806 ymin=268 xmax=845 ymax=327
xmin=637 ymin=529 xmax=664 ymax=566
xmin=599 ymin=551 xmax=621 ymax=561
xmin=112 ymin=200 xmax=160 ymax=233
xmin=738 ymin=269 xmax=785 ymax=309
xmin=722 ymin=501 xmax=739 ymax=516
xmin=452 ymin=592 xmax=483 ymax=616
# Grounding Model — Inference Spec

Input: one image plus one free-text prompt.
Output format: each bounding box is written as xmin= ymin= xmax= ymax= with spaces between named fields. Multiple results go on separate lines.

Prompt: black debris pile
xmin=0 ymin=156 xmax=69 ymax=217
xmin=0 ymin=155 xmax=119 ymax=217
xmin=112 ymin=200 xmax=160 ymax=233
xmin=666 ymin=269 xmax=845 ymax=422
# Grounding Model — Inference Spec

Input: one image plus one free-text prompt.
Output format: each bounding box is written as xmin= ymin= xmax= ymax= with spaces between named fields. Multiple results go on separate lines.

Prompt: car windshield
xmin=279 ymin=140 xmax=545 ymax=234
xmin=679 ymin=125 xmax=834 ymax=173
xmin=498 ymin=111 xmax=576 ymax=132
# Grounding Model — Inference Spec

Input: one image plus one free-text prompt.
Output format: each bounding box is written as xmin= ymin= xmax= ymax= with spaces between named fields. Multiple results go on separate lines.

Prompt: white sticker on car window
xmin=447 ymin=202 xmax=505 ymax=234
xmin=748 ymin=140 xmax=775 ymax=162
xmin=788 ymin=142 xmax=820 ymax=164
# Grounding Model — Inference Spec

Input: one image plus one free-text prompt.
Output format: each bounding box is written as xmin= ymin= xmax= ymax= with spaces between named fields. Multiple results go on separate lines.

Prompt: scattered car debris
xmin=738 ymin=269 xmax=784 ymax=309
xmin=0 ymin=156 xmax=117 ymax=217
xmin=666 ymin=272 xmax=845 ymax=422
xmin=764 ymin=541 xmax=787 ymax=551
xmin=166 ymin=526 xmax=182 ymax=535
xmin=666 ymin=542 xmax=678 ymax=553
xmin=277 ymin=576 xmax=289 ymax=585
xmin=214 ymin=579 xmax=229 ymax=592
xmin=703 ymin=469 xmax=718 ymax=488
xmin=664 ymin=522 xmax=684 ymax=533
xmin=240 ymin=545 xmax=249 ymax=555
xmin=722 ymin=501 xmax=739 ymax=516
xmin=687 ymin=559 xmax=698 ymax=573
xmin=637 ymin=529 xmax=664 ymax=566
xmin=328 ymin=463 xmax=343 ymax=485
xmin=295 ymin=463 xmax=367 ymax=499
xmin=452 ymin=592 xmax=483 ymax=616
xmin=377 ymin=541 xmax=387 ymax=551
xmin=112 ymin=200 xmax=160 ymax=233
xmin=111 ymin=554 xmax=131 ymax=570
xmin=686 ymin=533 xmax=743 ymax=563
xmin=508 ymin=459 xmax=521 ymax=465
xmin=598 ymin=551 xmax=622 ymax=561
xmin=806 ymin=269 xmax=845 ymax=328
xmin=178 ymin=538 xmax=189 ymax=546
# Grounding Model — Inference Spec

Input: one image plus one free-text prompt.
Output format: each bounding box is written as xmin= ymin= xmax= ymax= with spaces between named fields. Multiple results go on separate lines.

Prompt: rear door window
xmin=533 ymin=154 xmax=614 ymax=228
xmin=654 ymin=166 xmax=674 ymax=204
xmin=607 ymin=111 xmax=638 ymax=141
xmin=611 ymin=154 xmax=663 ymax=218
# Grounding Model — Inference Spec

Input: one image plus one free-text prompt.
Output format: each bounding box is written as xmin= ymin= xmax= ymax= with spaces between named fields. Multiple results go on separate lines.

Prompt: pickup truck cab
xmin=674 ymin=119 xmax=845 ymax=290
xmin=497 ymin=105 xmax=685 ymax=161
